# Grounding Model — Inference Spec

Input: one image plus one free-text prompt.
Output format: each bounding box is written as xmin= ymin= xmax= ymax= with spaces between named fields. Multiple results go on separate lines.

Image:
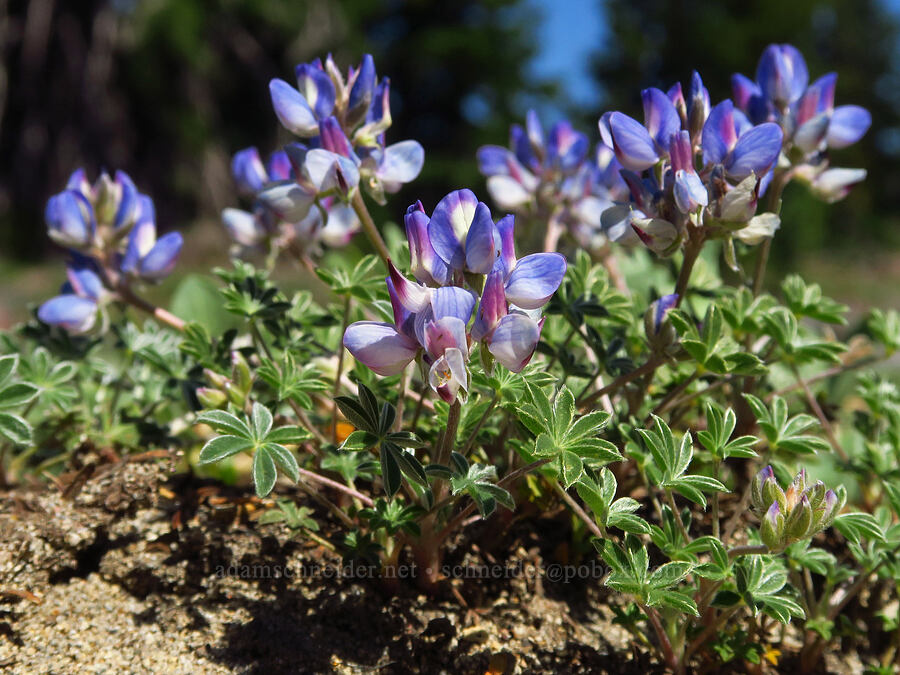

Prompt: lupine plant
xmin=3 ymin=45 xmax=900 ymax=674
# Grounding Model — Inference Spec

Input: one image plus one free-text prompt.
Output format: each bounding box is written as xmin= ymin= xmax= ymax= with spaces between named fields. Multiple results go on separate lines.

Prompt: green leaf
xmin=0 ymin=355 xmax=18 ymax=390
xmin=560 ymin=450 xmax=584 ymax=487
xmin=607 ymin=512 xmax=651 ymax=534
xmin=0 ymin=382 xmax=39 ymax=410
xmin=266 ymin=426 xmax=311 ymax=445
xmin=649 ymin=562 xmax=693 ymax=589
xmin=197 ymin=410 xmax=252 ymax=439
xmin=0 ymin=412 xmax=32 ymax=446
xmin=339 ymin=430 xmax=381 ymax=451
xmin=198 ymin=435 xmax=253 ymax=464
xmin=335 ymin=395 xmax=377 ymax=433
xmin=250 ymin=402 xmax=273 ymax=440
xmin=648 ymin=589 xmax=699 ymax=616
xmin=252 ymin=447 xmax=278 ymax=497
xmin=379 ymin=444 xmax=403 ymax=498
xmin=263 ymin=443 xmax=300 ymax=483
xmin=834 ymin=512 xmax=887 ymax=544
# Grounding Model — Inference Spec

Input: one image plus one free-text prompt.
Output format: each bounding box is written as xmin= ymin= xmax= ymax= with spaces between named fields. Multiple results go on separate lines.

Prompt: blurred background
xmin=0 ymin=0 xmax=898 ymax=327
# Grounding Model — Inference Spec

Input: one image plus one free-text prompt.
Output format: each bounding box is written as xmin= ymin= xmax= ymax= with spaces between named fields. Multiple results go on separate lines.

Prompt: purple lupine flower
xmin=477 ymin=110 xmax=623 ymax=252
xmin=223 ymin=145 xmax=360 ymax=255
xmin=120 ymin=196 xmax=183 ymax=281
xmin=731 ymin=44 xmax=870 ymax=203
xmin=701 ymin=100 xmax=783 ymax=181
xmin=268 ymin=55 xmax=423 ymax=205
xmin=37 ymin=260 xmax=106 ymax=334
xmin=45 ymin=189 xmax=95 ymax=249
xmin=344 ymin=191 xmax=566 ymax=400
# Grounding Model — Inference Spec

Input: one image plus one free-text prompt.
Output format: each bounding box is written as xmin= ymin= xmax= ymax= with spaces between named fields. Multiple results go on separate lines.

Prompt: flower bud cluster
xmin=38 ymin=170 xmax=183 ymax=333
xmin=751 ymin=466 xmax=843 ymax=552
xmin=343 ymin=189 xmax=567 ymax=403
xmin=196 ymin=352 xmax=255 ymax=411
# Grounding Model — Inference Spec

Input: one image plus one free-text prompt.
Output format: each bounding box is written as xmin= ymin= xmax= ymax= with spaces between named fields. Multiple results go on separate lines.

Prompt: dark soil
xmin=0 ymin=456 xmax=865 ymax=674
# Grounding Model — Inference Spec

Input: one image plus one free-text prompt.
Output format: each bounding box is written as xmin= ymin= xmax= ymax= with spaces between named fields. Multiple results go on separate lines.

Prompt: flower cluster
xmin=598 ymin=71 xmax=785 ymax=254
xmin=732 ymin=44 xmax=871 ymax=202
xmin=222 ymin=146 xmax=359 ymax=256
xmin=39 ymin=170 xmax=183 ymax=333
xmin=247 ymin=54 xmax=424 ymax=228
xmin=477 ymin=110 xmax=628 ymax=250
xmin=343 ymin=189 xmax=567 ymax=402
xmin=751 ymin=466 xmax=842 ymax=552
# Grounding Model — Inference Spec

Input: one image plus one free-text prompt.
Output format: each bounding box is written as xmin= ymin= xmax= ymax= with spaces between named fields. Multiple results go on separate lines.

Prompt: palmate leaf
xmin=197 ymin=410 xmax=253 ymax=439
xmin=252 ymin=446 xmax=278 ymax=498
xmin=519 ymin=383 xmax=621 ymax=486
xmin=638 ymin=416 xmax=728 ymax=508
xmin=742 ymin=394 xmax=830 ymax=455
xmin=0 ymin=354 xmax=17 ymax=389
xmin=198 ymin=435 xmax=254 ymax=464
xmin=449 ymin=453 xmax=515 ymax=518
xmin=0 ymin=412 xmax=32 ymax=446
xmin=834 ymin=512 xmax=887 ymax=545
xmin=698 ymin=402 xmax=758 ymax=460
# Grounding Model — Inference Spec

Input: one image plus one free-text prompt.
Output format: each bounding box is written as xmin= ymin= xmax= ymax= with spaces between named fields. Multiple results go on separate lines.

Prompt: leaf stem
xmin=297 ymin=466 xmax=374 ymax=507
xmin=554 ymin=482 xmax=604 ymax=539
xmin=118 ymin=287 xmax=185 ymax=332
xmin=459 ymin=394 xmax=498 ymax=456
xmin=350 ymin=190 xmax=391 ymax=267
xmin=332 ymin=295 xmax=352 ymax=442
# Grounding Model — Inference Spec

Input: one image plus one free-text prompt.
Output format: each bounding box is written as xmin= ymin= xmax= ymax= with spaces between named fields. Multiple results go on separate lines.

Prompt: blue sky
xmin=527 ymin=0 xmax=605 ymax=111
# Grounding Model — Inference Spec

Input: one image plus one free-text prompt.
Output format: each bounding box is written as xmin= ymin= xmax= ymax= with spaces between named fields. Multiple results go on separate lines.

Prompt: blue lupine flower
xmin=701 ymin=100 xmax=783 ymax=181
xmin=268 ymin=55 xmax=423 ymax=205
xmin=223 ymin=146 xmax=360 ymax=254
xmin=121 ymin=196 xmax=183 ymax=281
xmin=37 ymin=260 xmax=106 ymax=334
xmin=477 ymin=110 xmax=629 ymax=252
xmin=732 ymin=44 xmax=871 ymax=156
xmin=344 ymin=191 xmax=566 ymax=400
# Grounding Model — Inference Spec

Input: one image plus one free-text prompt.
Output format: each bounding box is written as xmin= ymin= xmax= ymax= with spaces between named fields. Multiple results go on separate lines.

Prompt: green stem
xmin=350 ymin=190 xmax=391 ymax=267
xmin=673 ymin=230 xmax=704 ymax=302
xmin=578 ymin=357 xmax=663 ymax=409
xmin=727 ymin=544 xmax=769 ymax=559
xmin=790 ymin=363 xmax=848 ymax=462
xmin=666 ymin=488 xmax=692 ymax=544
xmin=459 ymin=394 xmax=498 ymax=456
xmin=554 ymin=482 xmax=604 ymax=539
xmin=332 ymin=295 xmax=352 ymax=442
xmin=751 ymin=168 xmax=792 ymax=296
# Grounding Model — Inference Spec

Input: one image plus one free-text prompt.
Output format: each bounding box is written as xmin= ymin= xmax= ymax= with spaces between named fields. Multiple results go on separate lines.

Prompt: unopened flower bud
xmin=786 ymin=494 xmax=814 ymax=541
xmin=644 ymin=294 xmax=679 ymax=354
xmin=196 ymin=387 xmax=228 ymax=410
xmin=231 ymin=351 xmax=253 ymax=396
xmin=761 ymin=502 xmax=784 ymax=550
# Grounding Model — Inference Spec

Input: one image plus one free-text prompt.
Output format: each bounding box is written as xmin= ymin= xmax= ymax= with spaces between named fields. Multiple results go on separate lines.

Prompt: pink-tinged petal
xmin=66 ymin=168 xmax=90 ymax=196
xmin=377 ymin=140 xmax=424 ymax=185
xmin=642 ymin=87 xmax=680 ymax=151
xmin=464 ymin=202 xmax=498 ymax=274
xmin=318 ymin=117 xmax=354 ymax=157
xmin=266 ymin=150 xmax=293 ymax=182
xmin=495 ymin=213 xmax=517 ymax=274
xmin=631 ymin=218 xmax=678 ymax=253
xmin=472 ymin=265 xmax=507 ymax=341
xmin=222 ymin=208 xmax=266 ymax=247
xmin=669 ymin=130 xmax=694 ymax=173
xmin=388 ymin=262 xmax=431 ymax=313
xmin=488 ymin=313 xmax=542 ymax=372
xmin=793 ymin=113 xmax=830 ymax=154
xmin=257 ymin=182 xmax=315 ymax=222
xmin=138 ymin=232 xmax=182 ymax=280
xmin=424 ymin=316 xmax=468 ymax=360
xmin=810 ymin=168 xmax=866 ymax=203
xmin=386 ymin=277 xmax=415 ymax=339
xmin=428 ymin=347 xmax=468 ymax=403
xmin=731 ymin=73 xmax=761 ymax=111
xmin=504 ymin=252 xmax=567 ymax=310
xmin=547 ymin=120 xmax=589 ymax=171
xmin=826 ymin=105 xmax=871 ymax=149
xmin=486 ymin=175 xmax=531 ymax=210
xmin=38 ymin=295 xmax=98 ymax=334
xmin=269 ymin=78 xmax=319 ymax=137
xmin=343 ymin=321 xmax=419 ymax=376
xmin=701 ymin=100 xmax=738 ymax=166
xmin=430 ymin=286 xmax=476 ymax=324
xmin=428 ymin=189 xmax=478 ymax=268
xmin=607 ymin=112 xmax=659 ymax=171
xmin=810 ymin=73 xmax=837 ymax=114
xmin=726 ymin=122 xmax=783 ymax=181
